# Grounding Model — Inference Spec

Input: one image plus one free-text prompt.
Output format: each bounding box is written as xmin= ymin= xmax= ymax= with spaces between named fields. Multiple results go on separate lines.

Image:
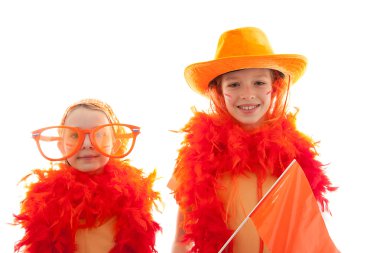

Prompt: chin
xmin=74 ymin=165 xmax=105 ymax=174
xmin=239 ymin=119 xmax=263 ymax=130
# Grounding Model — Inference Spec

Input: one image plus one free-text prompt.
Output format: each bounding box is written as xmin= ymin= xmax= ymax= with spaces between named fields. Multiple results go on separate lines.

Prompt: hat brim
xmin=184 ymin=54 xmax=307 ymax=96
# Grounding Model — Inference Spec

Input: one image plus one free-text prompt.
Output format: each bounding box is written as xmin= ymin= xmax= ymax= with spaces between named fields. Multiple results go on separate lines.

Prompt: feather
xmin=14 ymin=160 xmax=161 ymax=253
xmin=172 ymin=112 xmax=336 ymax=252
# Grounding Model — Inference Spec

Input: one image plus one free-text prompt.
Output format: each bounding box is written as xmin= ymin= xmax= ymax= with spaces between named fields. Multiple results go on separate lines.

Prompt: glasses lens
xmin=93 ymin=124 xmax=136 ymax=157
xmin=37 ymin=126 xmax=81 ymax=160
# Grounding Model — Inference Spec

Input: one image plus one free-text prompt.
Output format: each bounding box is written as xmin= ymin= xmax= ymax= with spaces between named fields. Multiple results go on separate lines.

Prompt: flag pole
xmin=217 ymin=207 xmax=256 ymax=253
xmin=217 ymin=159 xmax=296 ymax=253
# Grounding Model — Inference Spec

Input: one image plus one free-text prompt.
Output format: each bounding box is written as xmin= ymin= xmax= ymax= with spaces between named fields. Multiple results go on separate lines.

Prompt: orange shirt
xmin=169 ymin=172 xmax=276 ymax=253
xmin=75 ymin=217 xmax=116 ymax=253
xmin=217 ymin=172 xmax=276 ymax=253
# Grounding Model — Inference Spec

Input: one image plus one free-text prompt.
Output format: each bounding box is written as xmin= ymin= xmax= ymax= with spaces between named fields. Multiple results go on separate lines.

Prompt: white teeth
xmin=238 ymin=105 xmax=258 ymax=110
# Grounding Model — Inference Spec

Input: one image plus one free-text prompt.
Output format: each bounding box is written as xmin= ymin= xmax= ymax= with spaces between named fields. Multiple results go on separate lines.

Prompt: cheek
xmin=265 ymin=90 xmax=274 ymax=107
xmin=223 ymin=93 xmax=232 ymax=101
xmin=223 ymin=93 xmax=234 ymax=108
xmin=66 ymin=156 xmax=76 ymax=167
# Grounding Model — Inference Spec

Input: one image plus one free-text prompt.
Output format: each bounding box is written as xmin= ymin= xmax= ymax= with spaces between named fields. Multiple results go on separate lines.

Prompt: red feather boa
xmin=172 ymin=112 xmax=335 ymax=252
xmin=14 ymin=160 xmax=161 ymax=253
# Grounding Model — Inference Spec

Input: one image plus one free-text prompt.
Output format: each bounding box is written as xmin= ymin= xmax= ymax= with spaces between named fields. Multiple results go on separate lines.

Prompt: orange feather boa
xmin=14 ymin=160 xmax=161 ymax=253
xmin=172 ymin=112 xmax=335 ymax=252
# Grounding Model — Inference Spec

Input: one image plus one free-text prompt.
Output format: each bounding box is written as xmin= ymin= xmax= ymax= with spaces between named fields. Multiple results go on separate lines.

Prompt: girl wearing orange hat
xmin=14 ymin=99 xmax=161 ymax=253
xmin=169 ymin=27 xmax=336 ymax=253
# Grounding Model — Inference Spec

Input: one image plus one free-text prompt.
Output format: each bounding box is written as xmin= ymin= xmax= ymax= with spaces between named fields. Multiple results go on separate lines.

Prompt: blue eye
xmin=95 ymin=131 xmax=106 ymax=138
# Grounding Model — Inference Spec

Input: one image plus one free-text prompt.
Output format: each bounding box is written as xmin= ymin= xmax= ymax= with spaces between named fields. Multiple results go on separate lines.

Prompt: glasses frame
xmin=32 ymin=123 xmax=140 ymax=161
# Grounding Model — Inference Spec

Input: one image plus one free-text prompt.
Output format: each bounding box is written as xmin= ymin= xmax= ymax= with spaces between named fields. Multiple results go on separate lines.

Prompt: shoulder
xmin=183 ymin=112 xmax=215 ymax=131
xmin=110 ymin=160 xmax=158 ymax=191
xmin=181 ymin=112 xmax=230 ymax=143
xmin=21 ymin=166 xmax=71 ymax=191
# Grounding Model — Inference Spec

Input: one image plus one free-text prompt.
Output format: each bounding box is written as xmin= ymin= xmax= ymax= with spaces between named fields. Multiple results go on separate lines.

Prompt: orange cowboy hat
xmin=184 ymin=27 xmax=307 ymax=96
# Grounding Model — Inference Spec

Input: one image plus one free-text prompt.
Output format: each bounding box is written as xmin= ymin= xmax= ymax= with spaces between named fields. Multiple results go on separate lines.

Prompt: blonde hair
xmin=61 ymin=98 xmax=120 ymax=125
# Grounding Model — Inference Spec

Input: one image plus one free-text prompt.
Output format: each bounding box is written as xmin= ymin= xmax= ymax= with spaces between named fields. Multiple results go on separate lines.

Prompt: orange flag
xmin=250 ymin=160 xmax=339 ymax=253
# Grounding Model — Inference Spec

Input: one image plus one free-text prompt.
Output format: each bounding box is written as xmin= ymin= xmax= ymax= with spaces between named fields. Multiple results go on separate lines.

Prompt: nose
xmin=240 ymin=85 xmax=255 ymax=100
xmin=82 ymin=134 xmax=93 ymax=149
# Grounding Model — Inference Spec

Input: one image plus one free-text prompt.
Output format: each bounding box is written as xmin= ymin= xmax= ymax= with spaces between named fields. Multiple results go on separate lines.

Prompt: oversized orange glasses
xmin=32 ymin=124 xmax=140 ymax=161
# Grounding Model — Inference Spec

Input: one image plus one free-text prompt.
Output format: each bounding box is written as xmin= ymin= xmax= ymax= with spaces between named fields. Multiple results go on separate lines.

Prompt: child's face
xmin=63 ymin=107 xmax=111 ymax=174
xmin=221 ymin=68 xmax=273 ymax=130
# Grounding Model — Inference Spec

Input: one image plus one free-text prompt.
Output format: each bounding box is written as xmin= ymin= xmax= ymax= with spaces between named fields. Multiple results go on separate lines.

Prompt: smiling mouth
xmin=237 ymin=105 xmax=259 ymax=110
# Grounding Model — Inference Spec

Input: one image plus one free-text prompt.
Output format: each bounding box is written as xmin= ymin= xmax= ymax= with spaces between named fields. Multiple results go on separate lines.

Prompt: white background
xmin=1 ymin=1 xmax=379 ymax=252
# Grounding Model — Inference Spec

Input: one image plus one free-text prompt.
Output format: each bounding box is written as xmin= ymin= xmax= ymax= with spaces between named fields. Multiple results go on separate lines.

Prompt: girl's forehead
xmin=64 ymin=107 xmax=110 ymax=126
xmin=60 ymin=100 xmax=119 ymax=126
xmin=222 ymin=68 xmax=272 ymax=79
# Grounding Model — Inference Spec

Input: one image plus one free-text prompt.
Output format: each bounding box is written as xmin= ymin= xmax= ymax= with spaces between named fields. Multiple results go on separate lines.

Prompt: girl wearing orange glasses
xmin=14 ymin=98 xmax=161 ymax=253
